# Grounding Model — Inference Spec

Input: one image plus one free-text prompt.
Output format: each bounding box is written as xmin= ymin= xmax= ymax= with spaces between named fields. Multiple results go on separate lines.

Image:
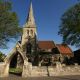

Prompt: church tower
xmin=21 ymin=1 xmax=37 ymax=54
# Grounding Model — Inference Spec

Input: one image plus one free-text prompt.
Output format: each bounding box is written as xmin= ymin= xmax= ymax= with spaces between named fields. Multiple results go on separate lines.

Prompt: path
xmin=0 ymin=74 xmax=80 ymax=80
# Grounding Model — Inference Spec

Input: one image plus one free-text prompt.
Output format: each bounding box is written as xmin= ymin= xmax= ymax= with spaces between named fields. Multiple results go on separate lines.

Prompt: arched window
xmin=31 ymin=30 xmax=33 ymax=36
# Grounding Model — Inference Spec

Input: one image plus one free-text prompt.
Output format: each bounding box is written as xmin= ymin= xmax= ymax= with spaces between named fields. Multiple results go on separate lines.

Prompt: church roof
xmin=38 ymin=41 xmax=73 ymax=56
xmin=56 ymin=44 xmax=73 ymax=56
xmin=38 ymin=41 xmax=56 ymax=50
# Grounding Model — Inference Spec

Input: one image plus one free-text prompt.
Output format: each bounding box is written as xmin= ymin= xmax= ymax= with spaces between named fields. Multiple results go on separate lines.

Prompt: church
xmin=20 ymin=1 xmax=73 ymax=65
xmin=0 ymin=1 xmax=75 ymax=77
xmin=7 ymin=1 xmax=74 ymax=68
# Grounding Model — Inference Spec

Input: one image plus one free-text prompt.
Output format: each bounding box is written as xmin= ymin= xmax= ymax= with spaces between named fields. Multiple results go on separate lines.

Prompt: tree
xmin=0 ymin=51 xmax=6 ymax=62
xmin=58 ymin=3 xmax=80 ymax=47
xmin=0 ymin=0 xmax=22 ymax=48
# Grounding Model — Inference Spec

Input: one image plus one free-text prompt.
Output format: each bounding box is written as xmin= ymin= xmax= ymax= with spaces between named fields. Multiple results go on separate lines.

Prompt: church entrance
xmin=9 ymin=52 xmax=24 ymax=76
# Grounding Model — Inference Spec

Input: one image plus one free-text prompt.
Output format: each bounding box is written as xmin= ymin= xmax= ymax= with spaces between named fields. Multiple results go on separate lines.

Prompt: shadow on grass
xmin=9 ymin=72 xmax=22 ymax=76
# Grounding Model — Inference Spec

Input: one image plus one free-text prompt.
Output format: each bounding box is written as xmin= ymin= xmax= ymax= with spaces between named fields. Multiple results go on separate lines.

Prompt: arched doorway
xmin=9 ymin=51 xmax=24 ymax=76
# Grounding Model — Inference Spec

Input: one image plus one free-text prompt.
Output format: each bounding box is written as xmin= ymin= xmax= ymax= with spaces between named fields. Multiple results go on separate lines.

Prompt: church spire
xmin=21 ymin=0 xmax=37 ymax=47
xmin=26 ymin=1 xmax=36 ymax=27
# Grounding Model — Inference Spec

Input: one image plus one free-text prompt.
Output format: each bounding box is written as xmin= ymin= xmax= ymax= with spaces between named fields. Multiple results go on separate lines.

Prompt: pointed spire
xmin=26 ymin=1 xmax=36 ymax=27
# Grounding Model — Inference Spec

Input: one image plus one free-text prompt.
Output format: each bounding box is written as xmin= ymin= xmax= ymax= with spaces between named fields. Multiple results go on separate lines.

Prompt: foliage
xmin=0 ymin=0 xmax=22 ymax=48
xmin=0 ymin=51 xmax=6 ymax=62
xmin=58 ymin=3 xmax=80 ymax=47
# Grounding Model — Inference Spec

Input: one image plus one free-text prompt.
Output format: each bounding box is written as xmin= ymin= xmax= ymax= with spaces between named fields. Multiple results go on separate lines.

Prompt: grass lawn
xmin=9 ymin=68 xmax=23 ymax=76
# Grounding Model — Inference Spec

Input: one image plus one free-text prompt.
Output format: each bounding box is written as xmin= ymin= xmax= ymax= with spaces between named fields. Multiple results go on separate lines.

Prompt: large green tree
xmin=0 ymin=0 xmax=22 ymax=48
xmin=58 ymin=3 xmax=80 ymax=47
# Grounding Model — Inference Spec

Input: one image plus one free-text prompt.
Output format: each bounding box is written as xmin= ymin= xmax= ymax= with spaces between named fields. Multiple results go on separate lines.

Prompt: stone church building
xmin=0 ymin=2 xmax=74 ymax=77
xmin=18 ymin=1 xmax=73 ymax=66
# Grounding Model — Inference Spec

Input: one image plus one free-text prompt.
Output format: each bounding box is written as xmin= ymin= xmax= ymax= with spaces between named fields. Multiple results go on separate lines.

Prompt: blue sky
xmin=0 ymin=0 xmax=79 ymax=55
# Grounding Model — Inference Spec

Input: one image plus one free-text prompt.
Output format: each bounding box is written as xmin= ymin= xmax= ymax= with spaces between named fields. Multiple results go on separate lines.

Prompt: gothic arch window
xmin=31 ymin=29 xmax=33 ymax=36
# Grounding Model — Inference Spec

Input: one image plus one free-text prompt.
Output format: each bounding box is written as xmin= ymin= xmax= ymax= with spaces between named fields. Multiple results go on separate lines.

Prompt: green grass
xmin=9 ymin=68 xmax=23 ymax=74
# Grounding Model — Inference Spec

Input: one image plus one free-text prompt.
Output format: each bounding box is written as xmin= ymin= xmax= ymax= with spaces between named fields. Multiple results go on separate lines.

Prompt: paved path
xmin=0 ymin=74 xmax=80 ymax=80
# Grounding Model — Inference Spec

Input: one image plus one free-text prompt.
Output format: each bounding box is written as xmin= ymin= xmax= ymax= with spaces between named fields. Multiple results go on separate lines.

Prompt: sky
xmin=0 ymin=0 xmax=79 ymax=55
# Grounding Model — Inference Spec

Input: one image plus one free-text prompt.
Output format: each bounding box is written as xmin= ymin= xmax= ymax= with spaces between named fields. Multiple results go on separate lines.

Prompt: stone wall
xmin=31 ymin=66 xmax=48 ymax=77
xmin=51 ymin=63 xmax=80 ymax=76
xmin=22 ymin=60 xmax=32 ymax=77
xmin=0 ymin=62 xmax=9 ymax=77
xmin=29 ymin=63 xmax=80 ymax=77
xmin=48 ymin=65 xmax=80 ymax=76
xmin=0 ymin=61 xmax=80 ymax=77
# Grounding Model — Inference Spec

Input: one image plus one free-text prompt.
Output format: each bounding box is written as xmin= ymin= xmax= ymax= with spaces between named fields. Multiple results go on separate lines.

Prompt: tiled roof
xmin=38 ymin=41 xmax=56 ymax=50
xmin=56 ymin=44 xmax=73 ymax=56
